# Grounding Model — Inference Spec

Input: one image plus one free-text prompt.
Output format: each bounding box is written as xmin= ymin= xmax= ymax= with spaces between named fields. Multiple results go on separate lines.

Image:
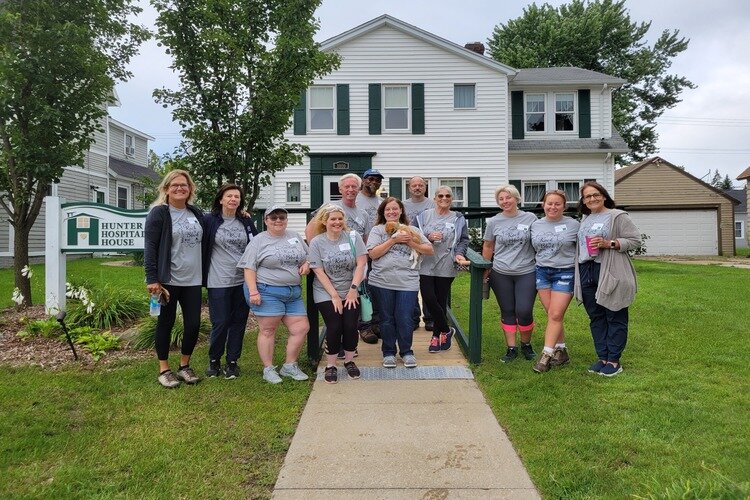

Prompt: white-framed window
xmin=92 ymin=188 xmax=106 ymax=204
xmin=522 ymin=181 xmax=547 ymax=207
xmin=124 ymin=134 xmax=134 ymax=156
xmin=117 ymin=184 xmax=131 ymax=209
xmin=404 ymin=178 xmax=431 ymax=200
xmin=454 ymin=84 xmax=476 ymax=109
xmin=555 ymin=92 xmax=576 ymax=131
xmin=736 ymin=220 xmax=745 ymax=239
xmin=525 ymin=93 xmax=545 ymax=132
xmin=556 ymin=181 xmax=581 ymax=205
xmin=439 ymin=178 xmax=465 ymax=207
xmin=383 ymin=84 xmax=410 ymax=131
xmin=308 ymin=85 xmax=335 ymax=132
xmin=286 ymin=182 xmax=301 ymax=203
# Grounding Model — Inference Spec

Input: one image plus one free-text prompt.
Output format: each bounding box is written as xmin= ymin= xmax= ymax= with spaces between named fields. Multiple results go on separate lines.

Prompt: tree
xmin=719 ymin=174 xmax=734 ymax=190
xmin=488 ymin=0 xmax=695 ymax=163
xmin=710 ymin=169 xmax=722 ymax=188
xmin=0 ymin=0 xmax=149 ymax=307
xmin=152 ymin=0 xmax=339 ymax=210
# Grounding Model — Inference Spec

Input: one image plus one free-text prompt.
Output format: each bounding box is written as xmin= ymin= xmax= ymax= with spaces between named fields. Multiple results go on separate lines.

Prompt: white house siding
xmin=110 ymin=125 xmax=149 ymax=166
xmin=0 ymin=219 xmax=9 ymax=255
xmin=277 ymin=25 xmax=510 ymax=228
xmin=509 ymin=153 xmax=615 ymax=194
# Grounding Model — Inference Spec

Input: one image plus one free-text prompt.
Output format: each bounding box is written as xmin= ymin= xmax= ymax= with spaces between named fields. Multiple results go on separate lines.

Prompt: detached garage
xmin=615 ymin=157 xmax=738 ymax=256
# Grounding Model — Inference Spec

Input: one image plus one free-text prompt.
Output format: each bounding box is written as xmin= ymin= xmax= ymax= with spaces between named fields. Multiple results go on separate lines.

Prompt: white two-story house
xmin=0 ymin=92 xmax=157 ymax=267
xmin=261 ymin=15 xmax=629 ymax=232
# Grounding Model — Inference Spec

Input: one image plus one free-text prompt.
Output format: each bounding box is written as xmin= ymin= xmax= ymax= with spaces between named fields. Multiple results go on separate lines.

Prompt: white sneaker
xmin=402 ymin=354 xmax=417 ymax=368
xmin=263 ymin=366 xmax=282 ymax=384
xmin=382 ymin=355 xmax=397 ymax=368
xmin=158 ymin=370 xmax=180 ymax=389
xmin=279 ymin=362 xmax=309 ymax=381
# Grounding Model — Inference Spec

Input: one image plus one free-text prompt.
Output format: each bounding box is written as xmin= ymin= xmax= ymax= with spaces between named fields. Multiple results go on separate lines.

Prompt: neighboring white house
xmin=0 ymin=94 xmax=157 ymax=267
xmin=263 ymin=15 xmax=628 ymax=233
xmin=725 ymin=188 xmax=747 ymax=249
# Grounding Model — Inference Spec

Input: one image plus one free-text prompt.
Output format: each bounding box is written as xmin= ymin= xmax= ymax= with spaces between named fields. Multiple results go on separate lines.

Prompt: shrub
xmin=631 ymin=232 xmax=651 ymax=256
xmin=130 ymin=251 xmax=144 ymax=266
xmin=132 ymin=314 xmax=210 ymax=350
xmin=69 ymin=327 xmax=120 ymax=361
xmin=467 ymin=227 xmax=484 ymax=253
xmin=66 ymin=285 xmax=147 ymax=330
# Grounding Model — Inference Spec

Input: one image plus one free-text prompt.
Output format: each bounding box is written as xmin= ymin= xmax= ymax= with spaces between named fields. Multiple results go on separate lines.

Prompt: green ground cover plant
xmin=451 ymin=260 xmax=750 ymax=498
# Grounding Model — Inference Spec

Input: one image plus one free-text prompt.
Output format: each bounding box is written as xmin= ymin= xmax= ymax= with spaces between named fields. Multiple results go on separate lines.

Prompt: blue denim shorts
xmin=535 ymin=266 xmax=574 ymax=294
xmin=243 ymin=283 xmax=306 ymax=317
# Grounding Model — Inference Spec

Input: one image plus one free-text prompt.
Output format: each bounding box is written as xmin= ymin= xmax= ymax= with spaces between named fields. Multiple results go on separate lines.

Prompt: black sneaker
xmin=501 ymin=347 xmax=518 ymax=363
xmin=224 ymin=361 xmax=239 ymax=379
xmin=324 ymin=366 xmax=338 ymax=384
xmin=344 ymin=361 xmax=361 ymax=379
xmin=206 ymin=359 xmax=222 ymax=377
xmin=424 ymin=320 xmax=434 ymax=332
xmin=360 ymin=329 xmax=379 ymax=344
xmin=520 ymin=343 xmax=536 ymax=360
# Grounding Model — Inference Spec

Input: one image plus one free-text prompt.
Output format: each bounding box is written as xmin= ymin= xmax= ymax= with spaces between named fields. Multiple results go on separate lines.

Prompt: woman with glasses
xmin=202 ymin=184 xmax=258 ymax=380
xmin=482 ymin=184 xmax=539 ymax=363
xmin=367 ymin=197 xmax=433 ymax=368
xmin=529 ymin=190 xmax=580 ymax=373
xmin=308 ymin=205 xmax=368 ymax=383
xmin=144 ymin=169 xmax=205 ymax=388
xmin=237 ymin=205 xmax=311 ymax=384
xmin=414 ymin=186 xmax=470 ymax=353
xmin=574 ymin=182 xmax=641 ymax=377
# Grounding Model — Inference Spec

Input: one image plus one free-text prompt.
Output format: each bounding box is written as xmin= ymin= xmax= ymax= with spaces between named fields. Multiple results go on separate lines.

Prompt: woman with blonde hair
xmin=144 ymin=169 xmax=205 ymax=388
xmin=308 ymin=204 xmax=368 ymax=383
xmin=482 ymin=184 xmax=539 ymax=364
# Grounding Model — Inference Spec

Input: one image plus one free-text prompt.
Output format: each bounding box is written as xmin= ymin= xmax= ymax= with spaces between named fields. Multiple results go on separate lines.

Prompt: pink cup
xmin=585 ymin=236 xmax=599 ymax=256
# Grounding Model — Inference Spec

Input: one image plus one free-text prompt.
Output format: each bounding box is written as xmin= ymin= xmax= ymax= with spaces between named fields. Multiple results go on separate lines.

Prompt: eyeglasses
xmin=169 ymin=183 xmax=189 ymax=190
xmin=436 ymin=194 xmax=452 ymax=199
xmin=267 ymin=214 xmax=287 ymax=221
xmin=583 ymin=193 xmax=603 ymax=200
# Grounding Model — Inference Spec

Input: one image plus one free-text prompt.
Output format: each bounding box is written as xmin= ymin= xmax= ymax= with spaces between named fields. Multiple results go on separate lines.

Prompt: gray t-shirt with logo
xmin=166 ymin=206 xmax=203 ymax=286
xmin=577 ymin=211 xmax=612 ymax=264
xmin=313 ymin=201 xmax=372 ymax=240
xmin=417 ymin=210 xmax=460 ymax=278
xmin=207 ymin=216 xmax=251 ymax=288
xmin=403 ymin=197 xmax=435 ymax=225
xmin=530 ymin=216 xmax=580 ymax=268
xmin=483 ymin=210 xmax=538 ymax=275
xmin=309 ymin=231 xmax=367 ymax=303
xmin=236 ymin=230 xmax=308 ymax=286
xmin=355 ymin=193 xmax=381 ymax=228
xmin=367 ymin=224 xmax=429 ymax=291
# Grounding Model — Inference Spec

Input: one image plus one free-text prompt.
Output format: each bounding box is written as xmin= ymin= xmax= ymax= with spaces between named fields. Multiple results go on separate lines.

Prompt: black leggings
xmin=419 ymin=275 xmax=454 ymax=336
xmin=318 ymin=300 xmax=360 ymax=355
xmin=489 ymin=270 xmax=536 ymax=330
xmin=156 ymin=285 xmax=202 ymax=361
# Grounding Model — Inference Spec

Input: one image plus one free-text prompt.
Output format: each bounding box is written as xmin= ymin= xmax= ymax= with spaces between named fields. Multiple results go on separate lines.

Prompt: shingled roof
xmin=509 ymin=129 xmax=629 ymax=153
xmin=109 ymin=157 xmax=160 ymax=181
xmin=510 ymin=67 xmax=627 ymax=86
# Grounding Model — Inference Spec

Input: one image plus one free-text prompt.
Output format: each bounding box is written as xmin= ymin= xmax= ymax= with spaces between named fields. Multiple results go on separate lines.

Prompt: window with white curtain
xmin=555 ymin=93 xmax=575 ymax=131
xmin=736 ymin=221 xmax=745 ymax=239
xmin=383 ymin=85 xmax=409 ymax=130
xmin=454 ymin=84 xmax=476 ymax=109
xmin=522 ymin=182 xmax=546 ymax=207
xmin=439 ymin=178 xmax=465 ymax=207
xmin=286 ymin=182 xmax=301 ymax=203
xmin=309 ymin=86 xmax=335 ymax=131
xmin=525 ymin=94 xmax=545 ymax=132
xmin=557 ymin=181 xmax=581 ymax=205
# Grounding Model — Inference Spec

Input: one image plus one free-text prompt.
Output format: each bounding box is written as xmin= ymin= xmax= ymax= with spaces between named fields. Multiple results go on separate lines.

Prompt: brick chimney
xmin=464 ymin=42 xmax=485 ymax=55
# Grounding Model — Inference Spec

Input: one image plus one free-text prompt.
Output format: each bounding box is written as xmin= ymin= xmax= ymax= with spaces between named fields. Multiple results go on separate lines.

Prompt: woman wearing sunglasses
xmin=574 ymin=182 xmax=641 ymax=377
xmin=414 ymin=186 xmax=470 ymax=354
xmin=237 ymin=205 xmax=310 ymax=384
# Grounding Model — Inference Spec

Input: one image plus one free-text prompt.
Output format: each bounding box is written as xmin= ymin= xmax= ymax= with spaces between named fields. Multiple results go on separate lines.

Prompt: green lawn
xmin=451 ymin=260 xmax=750 ymax=498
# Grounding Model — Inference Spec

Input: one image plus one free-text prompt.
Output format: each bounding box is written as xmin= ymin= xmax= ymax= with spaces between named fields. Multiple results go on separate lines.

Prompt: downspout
xmin=600 ymin=83 xmax=608 ymax=139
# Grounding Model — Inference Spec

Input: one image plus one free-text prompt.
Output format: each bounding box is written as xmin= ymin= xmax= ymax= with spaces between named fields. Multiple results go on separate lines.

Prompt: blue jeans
xmin=208 ymin=285 xmax=250 ymax=363
xmin=370 ymin=285 xmax=417 ymax=358
xmin=579 ymin=261 xmax=628 ymax=363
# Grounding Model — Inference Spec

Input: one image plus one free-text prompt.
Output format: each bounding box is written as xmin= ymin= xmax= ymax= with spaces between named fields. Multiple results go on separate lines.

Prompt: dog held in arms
xmin=384 ymin=221 xmax=423 ymax=269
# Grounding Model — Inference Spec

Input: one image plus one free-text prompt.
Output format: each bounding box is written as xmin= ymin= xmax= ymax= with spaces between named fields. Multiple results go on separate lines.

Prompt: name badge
xmin=445 ymin=222 xmax=455 ymax=230
xmin=592 ymin=223 xmax=604 ymax=230
xmin=287 ymin=237 xmax=299 ymax=245
xmin=187 ymin=217 xmax=198 ymax=224
xmin=555 ymin=224 xmax=567 ymax=233
xmin=517 ymin=224 xmax=529 ymax=231
xmin=339 ymin=243 xmax=350 ymax=251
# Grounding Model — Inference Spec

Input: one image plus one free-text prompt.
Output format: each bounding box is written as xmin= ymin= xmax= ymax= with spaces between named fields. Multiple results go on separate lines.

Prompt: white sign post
xmin=45 ymin=196 xmax=148 ymax=314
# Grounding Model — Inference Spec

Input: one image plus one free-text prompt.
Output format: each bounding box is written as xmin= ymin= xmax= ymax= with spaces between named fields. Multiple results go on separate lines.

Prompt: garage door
xmin=626 ymin=210 xmax=718 ymax=256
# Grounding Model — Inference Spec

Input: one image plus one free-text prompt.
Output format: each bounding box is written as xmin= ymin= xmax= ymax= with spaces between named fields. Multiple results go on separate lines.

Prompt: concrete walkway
xmin=272 ymin=337 xmax=540 ymax=499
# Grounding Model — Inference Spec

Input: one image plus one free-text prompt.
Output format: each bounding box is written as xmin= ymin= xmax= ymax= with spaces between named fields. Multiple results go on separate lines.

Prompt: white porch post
xmin=45 ymin=196 xmax=66 ymax=314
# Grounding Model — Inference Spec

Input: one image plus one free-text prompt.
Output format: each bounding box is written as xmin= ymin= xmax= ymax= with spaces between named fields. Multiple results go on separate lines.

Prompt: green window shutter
xmin=336 ymin=84 xmax=349 ymax=135
xmin=293 ymin=89 xmax=306 ymax=135
xmin=578 ymin=89 xmax=591 ymax=138
xmin=389 ymin=177 xmax=403 ymax=199
xmin=511 ymin=91 xmax=524 ymax=140
xmin=509 ymin=179 xmax=522 ymax=195
xmin=412 ymin=83 xmax=425 ymax=135
xmin=468 ymin=177 xmax=481 ymax=228
xmin=369 ymin=84 xmax=381 ymax=135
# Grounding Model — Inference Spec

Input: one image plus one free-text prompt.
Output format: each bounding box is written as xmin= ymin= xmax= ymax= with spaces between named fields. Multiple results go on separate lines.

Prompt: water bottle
xmin=149 ymin=293 xmax=161 ymax=316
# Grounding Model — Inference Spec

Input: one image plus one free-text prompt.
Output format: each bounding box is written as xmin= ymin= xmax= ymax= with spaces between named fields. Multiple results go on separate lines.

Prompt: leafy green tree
xmin=719 ymin=174 xmax=734 ymax=190
xmin=152 ymin=0 xmax=339 ymax=210
xmin=488 ymin=0 xmax=695 ymax=163
xmin=0 ymin=0 xmax=149 ymax=307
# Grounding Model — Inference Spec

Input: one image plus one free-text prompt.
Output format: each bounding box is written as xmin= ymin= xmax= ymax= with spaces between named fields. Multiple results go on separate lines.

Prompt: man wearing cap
xmin=356 ymin=168 xmax=384 ymax=229
xmin=403 ymin=176 xmax=436 ymax=330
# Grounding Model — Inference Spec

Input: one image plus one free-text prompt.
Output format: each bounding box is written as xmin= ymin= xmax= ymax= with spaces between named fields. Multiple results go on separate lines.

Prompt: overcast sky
xmin=111 ymin=0 xmax=750 ymax=183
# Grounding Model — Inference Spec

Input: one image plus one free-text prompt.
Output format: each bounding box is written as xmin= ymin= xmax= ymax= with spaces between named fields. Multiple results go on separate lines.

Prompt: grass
xmin=450 ymin=260 xmax=750 ymax=498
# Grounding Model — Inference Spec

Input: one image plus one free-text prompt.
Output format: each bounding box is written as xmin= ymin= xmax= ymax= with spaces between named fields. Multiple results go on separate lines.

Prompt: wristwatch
xmin=610 ymin=240 xmax=616 ymax=248
xmin=351 ymin=284 xmax=358 ymax=290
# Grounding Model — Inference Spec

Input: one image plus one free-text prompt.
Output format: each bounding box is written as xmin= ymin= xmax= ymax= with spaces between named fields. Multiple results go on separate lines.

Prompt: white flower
xmin=12 ymin=288 xmax=24 ymax=305
xmin=86 ymin=302 xmax=95 ymax=314
xmin=21 ymin=265 xmax=33 ymax=279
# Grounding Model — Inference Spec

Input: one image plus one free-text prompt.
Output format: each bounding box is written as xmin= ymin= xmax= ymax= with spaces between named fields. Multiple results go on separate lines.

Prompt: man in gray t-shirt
xmin=305 ymin=174 xmax=371 ymax=242
xmin=356 ymin=168 xmax=384 ymax=229
xmin=403 ymin=176 xmax=435 ymax=225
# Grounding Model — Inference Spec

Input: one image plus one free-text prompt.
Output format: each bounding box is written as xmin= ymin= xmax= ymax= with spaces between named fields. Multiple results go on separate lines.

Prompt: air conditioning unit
xmin=125 ymin=146 xmax=135 ymax=156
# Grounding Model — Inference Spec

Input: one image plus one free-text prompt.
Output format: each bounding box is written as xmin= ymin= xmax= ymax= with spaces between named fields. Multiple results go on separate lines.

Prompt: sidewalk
xmin=271 ymin=334 xmax=540 ymax=499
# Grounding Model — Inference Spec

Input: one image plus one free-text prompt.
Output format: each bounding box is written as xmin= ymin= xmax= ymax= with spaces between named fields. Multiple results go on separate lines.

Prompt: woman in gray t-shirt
xmin=482 ymin=184 xmax=539 ymax=364
xmin=308 ymin=205 xmax=368 ymax=384
xmin=529 ymin=190 xmax=580 ymax=373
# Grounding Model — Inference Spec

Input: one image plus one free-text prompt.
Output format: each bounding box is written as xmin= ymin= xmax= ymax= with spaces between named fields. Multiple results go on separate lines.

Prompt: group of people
xmin=482 ymin=182 xmax=640 ymax=376
xmin=144 ymin=168 xmax=639 ymax=388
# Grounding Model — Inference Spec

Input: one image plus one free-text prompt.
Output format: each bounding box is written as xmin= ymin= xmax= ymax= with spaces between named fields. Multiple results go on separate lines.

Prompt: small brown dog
xmin=384 ymin=221 xmax=423 ymax=268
